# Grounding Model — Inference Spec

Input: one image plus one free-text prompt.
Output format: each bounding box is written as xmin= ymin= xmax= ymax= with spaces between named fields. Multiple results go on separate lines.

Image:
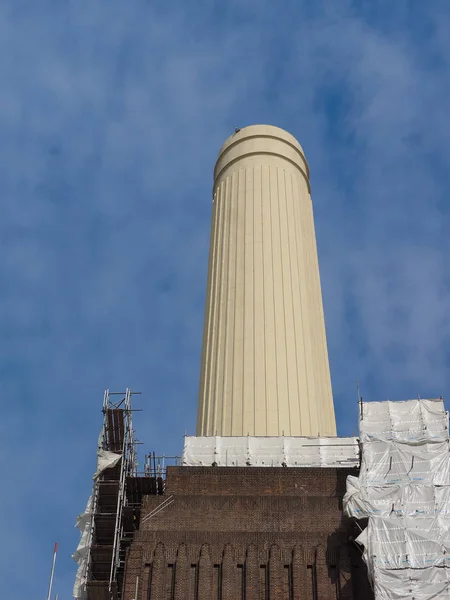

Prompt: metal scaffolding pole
xmin=46 ymin=542 xmax=58 ymax=600
xmin=107 ymin=388 xmax=138 ymax=598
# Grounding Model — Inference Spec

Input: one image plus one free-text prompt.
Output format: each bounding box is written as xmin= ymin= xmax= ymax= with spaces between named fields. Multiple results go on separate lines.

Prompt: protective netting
xmin=344 ymin=398 xmax=450 ymax=599
xmin=182 ymin=435 xmax=359 ymax=467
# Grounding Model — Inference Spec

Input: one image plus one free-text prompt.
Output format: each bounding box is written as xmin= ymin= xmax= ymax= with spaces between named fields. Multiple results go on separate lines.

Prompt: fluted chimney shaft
xmin=197 ymin=125 xmax=336 ymax=437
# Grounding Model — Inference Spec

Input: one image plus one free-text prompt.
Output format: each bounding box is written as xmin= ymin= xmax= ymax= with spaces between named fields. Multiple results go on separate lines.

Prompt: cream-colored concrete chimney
xmin=197 ymin=125 xmax=336 ymax=437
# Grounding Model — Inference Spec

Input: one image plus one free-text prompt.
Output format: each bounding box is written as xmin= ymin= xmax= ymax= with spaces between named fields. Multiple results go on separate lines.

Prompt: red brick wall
xmin=123 ymin=467 xmax=372 ymax=600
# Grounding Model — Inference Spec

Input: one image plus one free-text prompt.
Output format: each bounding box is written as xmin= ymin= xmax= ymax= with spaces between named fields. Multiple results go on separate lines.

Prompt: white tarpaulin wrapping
xmin=359 ymin=399 xmax=448 ymax=444
xmin=182 ymin=435 xmax=359 ymax=467
xmin=344 ymin=398 xmax=450 ymax=600
xmin=72 ymin=447 xmax=121 ymax=599
xmin=72 ymin=496 xmax=93 ymax=600
xmin=93 ymin=449 xmax=122 ymax=479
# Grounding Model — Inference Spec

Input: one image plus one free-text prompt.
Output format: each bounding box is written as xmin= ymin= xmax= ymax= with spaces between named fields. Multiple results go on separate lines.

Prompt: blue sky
xmin=1 ymin=1 xmax=450 ymax=598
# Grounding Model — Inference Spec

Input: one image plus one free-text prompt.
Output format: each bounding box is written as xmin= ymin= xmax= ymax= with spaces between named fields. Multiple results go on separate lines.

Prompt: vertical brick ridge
xmin=327 ymin=547 xmax=339 ymax=600
xmin=305 ymin=546 xmax=316 ymax=565
xmin=140 ymin=563 xmax=151 ymax=600
xmin=316 ymin=544 xmax=335 ymax=599
xmin=174 ymin=543 xmax=188 ymax=600
xmin=221 ymin=543 xmax=236 ymax=600
xmin=245 ymin=544 xmax=260 ymax=600
xmin=150 ymin=542 xmax=166 ymax=600
xmin=268 ymin=543 xmax=283 ymax=600
xmin=198 ymin=544 xmax=213 ymax=599
xmin=123 ymin=544 xmax=143 ymax=600
xmin=292 ymin=545 xmax=309 ymax=599
xmin=338 ymin=545 xmax=353 ymax=600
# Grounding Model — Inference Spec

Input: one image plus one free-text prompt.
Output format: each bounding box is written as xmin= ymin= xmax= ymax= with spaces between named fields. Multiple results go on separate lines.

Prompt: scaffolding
xmin=344 ymin=398 xmax=450 ymax=599
xmin=73 ymin=389 xmax=158 ymax=600
xmin=72 ymin=392 xmax=185 ymax=600
xmin=144 ymin=452 xmax=181 ymax=494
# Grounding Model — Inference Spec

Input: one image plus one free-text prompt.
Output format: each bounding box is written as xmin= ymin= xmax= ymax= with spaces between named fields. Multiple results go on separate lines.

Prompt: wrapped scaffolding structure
xmin=72 ymin=389 xmax=138 ymax=600
xmin=344 ymin=398 xmax=450 ymax=599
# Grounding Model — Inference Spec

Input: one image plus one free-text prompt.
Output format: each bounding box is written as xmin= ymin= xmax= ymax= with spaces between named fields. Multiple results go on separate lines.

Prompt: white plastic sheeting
xmin=93 ymin=449 xmax=122 ymax=479
xmin=72 ymin=448 xmax=122 ymax=600
xmin=359 ymin=399 xmax=448 ymax=444
xmin=344 ymin=398 xmax=450 ymax=600
xmin=182 ymin=435 xmax=359 ymax=467
xmin=72 ymin=496 xmax=94 ymax=600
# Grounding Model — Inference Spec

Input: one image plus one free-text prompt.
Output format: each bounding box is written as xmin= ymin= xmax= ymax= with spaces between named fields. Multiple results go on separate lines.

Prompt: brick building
xmin=122 ymin=466 xmax=372 ymax=599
